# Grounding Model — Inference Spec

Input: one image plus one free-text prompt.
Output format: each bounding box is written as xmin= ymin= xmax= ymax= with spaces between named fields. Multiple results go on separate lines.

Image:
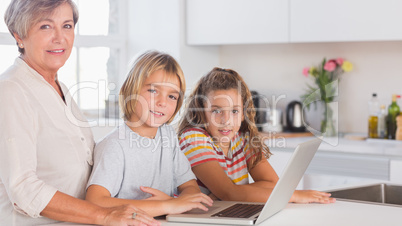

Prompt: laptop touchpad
xmin=183 ymin=206 xmax=220 ymax=214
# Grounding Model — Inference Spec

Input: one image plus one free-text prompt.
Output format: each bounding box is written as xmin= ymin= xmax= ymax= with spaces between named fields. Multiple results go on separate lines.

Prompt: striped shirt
xmin=179 ymin=127 xmax=252 ymax=194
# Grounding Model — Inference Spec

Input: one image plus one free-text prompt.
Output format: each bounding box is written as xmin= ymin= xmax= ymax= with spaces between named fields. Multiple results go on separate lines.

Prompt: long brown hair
xmin=178 ymin=67 xmax=271 ymax=169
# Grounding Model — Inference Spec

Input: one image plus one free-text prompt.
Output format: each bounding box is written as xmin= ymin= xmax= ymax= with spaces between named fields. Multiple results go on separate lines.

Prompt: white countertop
xmin=270 ymin=135 xmax=402 ymax=158
xmin=48 ymin=200 xmax=401 ymax=226
xmin=160 ymin=201 xmax=401 ymax=226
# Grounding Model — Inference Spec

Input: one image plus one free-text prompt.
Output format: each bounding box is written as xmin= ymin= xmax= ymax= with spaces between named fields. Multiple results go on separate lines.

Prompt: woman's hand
xmin=141 ymin=186 xmax=173 ymax=201
xmin=290 ymin=190 xmax=336 ymax=204
xmin=164 ymin=193 xmax=214 ymax=215
xmin=101 ymin=204 xmax=160 ymax=226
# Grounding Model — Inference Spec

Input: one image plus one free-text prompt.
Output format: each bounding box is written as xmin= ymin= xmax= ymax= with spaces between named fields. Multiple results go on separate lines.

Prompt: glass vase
xmin=320 ymin=102 xmax=338 ymax=137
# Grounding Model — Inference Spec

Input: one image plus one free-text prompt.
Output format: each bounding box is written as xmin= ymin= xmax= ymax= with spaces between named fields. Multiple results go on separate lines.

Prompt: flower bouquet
xmin=301 ymin=58 xmax=353 ymax=136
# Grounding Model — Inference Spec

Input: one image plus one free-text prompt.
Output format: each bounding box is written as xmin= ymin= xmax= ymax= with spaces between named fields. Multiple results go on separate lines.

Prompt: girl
xmin=178 ymin=67 xmax=336 ymax=204
xmin=86 ymin=51 xmax=213 ymax=217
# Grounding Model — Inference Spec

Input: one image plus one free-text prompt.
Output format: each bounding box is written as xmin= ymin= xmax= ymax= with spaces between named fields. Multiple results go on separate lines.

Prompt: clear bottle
xmin=368 ymin=93 xmax=379 ymax=138
xmin=387 ymin=94 xmax=401 ymax=139
xmin=377 ymin=105 xmax=387 ymax=139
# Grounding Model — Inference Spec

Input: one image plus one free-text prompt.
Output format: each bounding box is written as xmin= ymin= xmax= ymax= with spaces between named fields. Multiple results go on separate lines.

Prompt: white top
xmin=0 ymin=58 xmax=94 ymax=225
xmin=87 ymin=123 xmax=196 ymax=199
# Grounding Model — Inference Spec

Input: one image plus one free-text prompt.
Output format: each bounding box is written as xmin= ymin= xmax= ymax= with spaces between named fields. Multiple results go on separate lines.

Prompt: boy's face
xmin=204 ymin=89 xmax=244 ymax=150
xmin=130 ymin=69 xmax=181 ymax=129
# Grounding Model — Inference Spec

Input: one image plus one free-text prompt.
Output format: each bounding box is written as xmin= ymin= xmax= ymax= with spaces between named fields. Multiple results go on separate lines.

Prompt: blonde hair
xmin=119 ymin=50 xmax=186 ymax=123
xmin=4 ymin=0 xmax=79 ymax=54
xmin=178 ymin=67 xmax=271 ymax=170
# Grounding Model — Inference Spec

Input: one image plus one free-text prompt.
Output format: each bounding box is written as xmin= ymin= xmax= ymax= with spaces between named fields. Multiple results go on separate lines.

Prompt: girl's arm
xmin=192 ymin=161 xmax=273 ymax=202
xmin=247 ymin=159 xmax=279 ymax=189
xmin=248 ymin=159 xmax=335 ymax=204
xmin=192 ymin=160 xmax=335 ymax=203
xmin=86 ymin=184 xmax=212 ymax=217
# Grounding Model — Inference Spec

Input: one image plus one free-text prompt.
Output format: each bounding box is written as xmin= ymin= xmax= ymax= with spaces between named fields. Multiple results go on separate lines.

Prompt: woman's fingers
xmin=129 ymin=211 xmax=160 ymax=226
xmin=127 ymin=206 xmax=160 ymax=226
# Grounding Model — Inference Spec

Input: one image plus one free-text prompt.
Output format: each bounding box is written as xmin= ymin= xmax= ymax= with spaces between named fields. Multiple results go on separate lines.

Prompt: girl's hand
xmin=141 ymin=186 xmax=172 ymax=201
xmin=101 ymin=204 xmax=160 ymax=226
xmin=164 ymin=193 xmax=214 ymax=215
xmin=290 ymin=190 xmax=336 ymax=204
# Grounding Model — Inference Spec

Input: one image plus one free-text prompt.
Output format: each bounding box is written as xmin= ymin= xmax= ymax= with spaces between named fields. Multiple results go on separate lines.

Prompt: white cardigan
xmin=0 ymin=58 xmax=94 ymax=225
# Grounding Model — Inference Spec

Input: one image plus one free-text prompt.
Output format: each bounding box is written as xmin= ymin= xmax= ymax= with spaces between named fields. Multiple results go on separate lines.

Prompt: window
xmin=0 ymin=0 xmax=128 ymax=118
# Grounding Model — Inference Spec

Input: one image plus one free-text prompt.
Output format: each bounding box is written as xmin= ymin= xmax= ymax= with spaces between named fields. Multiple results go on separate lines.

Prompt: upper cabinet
xmin=186 ymin=0 xmax=402 ymax=45
xmin=186 ymin=0 xmax=289 ymax=45
xmin=290 ymin=0 xmax=402 ymax=43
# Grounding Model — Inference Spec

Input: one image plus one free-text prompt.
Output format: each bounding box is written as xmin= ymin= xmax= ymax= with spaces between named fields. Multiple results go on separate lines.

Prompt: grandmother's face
xmin=15 ymin=3 xmax=75 ymax=76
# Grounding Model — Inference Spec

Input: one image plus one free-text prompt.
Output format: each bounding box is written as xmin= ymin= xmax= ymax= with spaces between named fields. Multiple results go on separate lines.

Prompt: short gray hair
xmin=4 ymin=0 xmax=79 ymax=54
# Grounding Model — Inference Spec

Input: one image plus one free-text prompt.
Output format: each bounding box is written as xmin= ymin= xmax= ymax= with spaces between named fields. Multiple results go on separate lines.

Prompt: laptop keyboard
xmin=211 ymin=203 xmax=264 ymax=218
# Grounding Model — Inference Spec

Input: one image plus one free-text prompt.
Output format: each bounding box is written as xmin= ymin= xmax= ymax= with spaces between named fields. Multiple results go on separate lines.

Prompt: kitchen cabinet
xmin=390 ymin=160 xmax=402 ymax=183
xmin=186 ymin=0 xmax=289 ymax=45
xmin=269 ymin=147 xmax=385 ymax=190
xmin=187 ymin=0 xmax=402 ymax=45
xmin=289 ymin=0 xmax=402 ymax=42
xmin=267 ymin=137 xmax=402 ymax=189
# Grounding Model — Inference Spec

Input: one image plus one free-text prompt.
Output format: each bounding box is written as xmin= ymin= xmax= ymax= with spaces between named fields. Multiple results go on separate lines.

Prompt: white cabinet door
xmin=390 ymin=160 xmax=402 ymax=183
xmin=186 ymin=0 xmax=289 ymax=45
xmin=268 ymin=150 xmax=292 ymax=177
xmin=290 ymin=0 xmax=402 ymax=42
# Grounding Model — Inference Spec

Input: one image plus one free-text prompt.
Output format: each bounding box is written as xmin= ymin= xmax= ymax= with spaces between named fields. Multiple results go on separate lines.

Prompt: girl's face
xmin=130 ymin=69 xmax=181 ymax=129
xmin=204 ymin=89 xmax=244 ymax=148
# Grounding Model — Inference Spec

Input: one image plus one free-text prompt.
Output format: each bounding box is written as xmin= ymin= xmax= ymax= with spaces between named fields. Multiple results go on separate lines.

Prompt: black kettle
xmin=286 ymin=101 xmax=306 ymax=132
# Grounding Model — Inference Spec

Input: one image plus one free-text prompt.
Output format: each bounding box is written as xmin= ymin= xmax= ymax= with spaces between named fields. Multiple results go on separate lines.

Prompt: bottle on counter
xmin=377 ymin=105 xmax=387 ymax=139
xmin=387 ymin=94 xmax=401 ymax=139
xmin=368 ymin=93 xmax=379 ymax=138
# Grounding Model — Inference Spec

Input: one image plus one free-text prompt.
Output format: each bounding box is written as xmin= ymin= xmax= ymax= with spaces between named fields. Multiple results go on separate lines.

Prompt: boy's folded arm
xmin=85 ymin=184 xmax=212 ymax=217
xmin=86 ymin=184 xmax=171 ymax=217
xmin=192 ymin=161 xmax=275 ymax=203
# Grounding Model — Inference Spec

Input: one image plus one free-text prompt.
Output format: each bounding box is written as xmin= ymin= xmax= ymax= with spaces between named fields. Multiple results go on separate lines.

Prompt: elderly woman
xmin=0 ymin=1 xmax=159 ymax=225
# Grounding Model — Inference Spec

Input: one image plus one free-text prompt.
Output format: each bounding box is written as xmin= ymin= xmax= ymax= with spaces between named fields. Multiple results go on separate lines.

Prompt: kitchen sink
xmin=327 ymin=183 xmax=402 ymax=207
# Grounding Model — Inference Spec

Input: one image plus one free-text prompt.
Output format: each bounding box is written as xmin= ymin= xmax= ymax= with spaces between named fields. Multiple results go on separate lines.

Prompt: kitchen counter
xmin=48 ymin=200 xmax=401 ymax=226
xmin=271 ymin=135 xmax=402 ymax=158
xmin=266 ymin=135 xmax=402 ymax=188
xmin=162 ymin=201 xmax=401 ymax=226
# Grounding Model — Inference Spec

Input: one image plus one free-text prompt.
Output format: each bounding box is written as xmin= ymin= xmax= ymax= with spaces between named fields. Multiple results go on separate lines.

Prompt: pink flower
xmin=335 ymin=58 xmax=344 ymax=65
xmin=324 ymin=61 xmax=336 ymax=72
xmin=302 ymin=67 xmax=310 ymax=77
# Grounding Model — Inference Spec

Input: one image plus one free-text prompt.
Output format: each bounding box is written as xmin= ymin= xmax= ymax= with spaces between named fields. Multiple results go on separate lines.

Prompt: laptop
xmin=167 ymin=137 xmax=322 ymax=225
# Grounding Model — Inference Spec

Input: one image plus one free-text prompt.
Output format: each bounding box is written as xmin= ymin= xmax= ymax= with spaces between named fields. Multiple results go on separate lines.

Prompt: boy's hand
xmin=165 ymin=193 xmax=213 ymax=215
xmin=141 ymin=186 xmax=172 ymax=201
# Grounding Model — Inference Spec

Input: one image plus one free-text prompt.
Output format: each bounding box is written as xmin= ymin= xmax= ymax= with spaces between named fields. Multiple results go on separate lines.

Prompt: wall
xmin=220 ymin=41 xmax=402 ymax=133
xmin=127 ymin=0 xmax=219 ymax=91
xmin=126 ymin=1 xmax=402 ymax=134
